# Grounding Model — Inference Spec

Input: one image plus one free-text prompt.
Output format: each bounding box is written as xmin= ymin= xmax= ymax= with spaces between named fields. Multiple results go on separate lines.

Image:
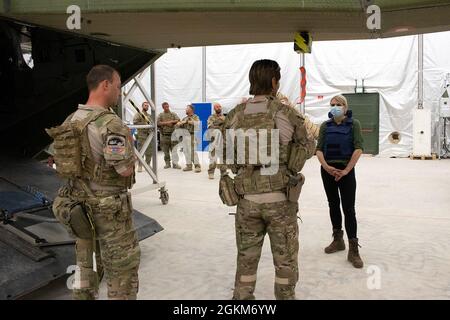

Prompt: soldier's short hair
xmin=162 ymin=102 xmax=169 ymax=107
xmin=86 ymin=65 xmax=119 ymax=91
xmin=249 ymin=59 xmax=281 ymax=95
xmin=187 ymin=104 xmax=195 ymax=112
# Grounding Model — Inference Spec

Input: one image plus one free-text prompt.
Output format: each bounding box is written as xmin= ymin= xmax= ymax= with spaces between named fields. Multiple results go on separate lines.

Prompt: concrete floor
xmin=24 ymin=152 xmax=450 ymax=300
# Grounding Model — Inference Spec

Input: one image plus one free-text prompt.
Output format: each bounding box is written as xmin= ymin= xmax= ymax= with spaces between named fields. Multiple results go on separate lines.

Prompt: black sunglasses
xmin=330 ymin=104 xmax=343 ymax=107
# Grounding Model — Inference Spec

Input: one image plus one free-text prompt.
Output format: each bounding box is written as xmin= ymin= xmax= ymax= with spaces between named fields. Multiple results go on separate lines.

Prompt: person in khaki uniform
xmin=133 ymin=101 xmax=154 ymax=172
xmin=176 ymin=104 xmax=202 ymax=172
xmin=157 ymin=102 xmax=181 ymax=169
xmin=49 ymin=65 xmax=140 ymax=300
xmin=221 ymin=59 xmax=315 ymax=300
xmin=207 ymin=103 xmax=226 ymax=179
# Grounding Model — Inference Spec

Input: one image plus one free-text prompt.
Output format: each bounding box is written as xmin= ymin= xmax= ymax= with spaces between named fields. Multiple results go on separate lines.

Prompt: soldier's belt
xmin=68 ymin=186 xmax=126 ymax=199
xmin=238 ymin=164 xmax=287 ymax=173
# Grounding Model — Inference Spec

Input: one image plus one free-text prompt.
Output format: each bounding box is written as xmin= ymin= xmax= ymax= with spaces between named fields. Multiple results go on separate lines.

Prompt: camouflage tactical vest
xmin=46 ymin=109 xmax=132 ymax=189
xmin=233 ymin=97 xmax=290 ymax=168
xmin=182 ymin=114 xmax=199 ymax=135
xmin=134 ymin=111 xmax=152 ymax=141
xmin=209 ymin=114 xmax=225 ymax=128
xmin=159 ymin=112 xmax=178 ymax=135
xmin=231 ymin=97 xmax=291 ymax=195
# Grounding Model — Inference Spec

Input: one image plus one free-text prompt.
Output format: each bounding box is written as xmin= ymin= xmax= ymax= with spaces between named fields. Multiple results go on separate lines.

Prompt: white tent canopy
xmin=125 ymin=31 xmax=450 ymax=157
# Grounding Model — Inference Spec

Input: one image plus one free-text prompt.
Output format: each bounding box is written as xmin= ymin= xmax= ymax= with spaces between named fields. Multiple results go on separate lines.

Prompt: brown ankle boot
xmin=324 ymin=229 xmax=345 ymax=254
xmin=348 ymin=238 xmax=364 ymax=268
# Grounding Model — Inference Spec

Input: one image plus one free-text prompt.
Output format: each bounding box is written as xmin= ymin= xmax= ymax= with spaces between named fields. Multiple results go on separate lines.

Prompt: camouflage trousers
xmin=233 ymin=198 xmax=299 ymax=300
xmin=208 ymin=142 xmax=226 ymax=175
xmin=136 ymin=138 xmax=153 ymax=166
xmin=56 ymin=189 xmax=141 ymax=300
xmin=182 ymin=134 xmax=201 ymax=168
xmin=160 ymin=134 xmax=179 ymax=165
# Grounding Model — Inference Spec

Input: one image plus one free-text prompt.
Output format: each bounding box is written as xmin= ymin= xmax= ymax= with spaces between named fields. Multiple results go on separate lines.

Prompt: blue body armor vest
xmin=324 ymin=116 xmax=354 ymax=161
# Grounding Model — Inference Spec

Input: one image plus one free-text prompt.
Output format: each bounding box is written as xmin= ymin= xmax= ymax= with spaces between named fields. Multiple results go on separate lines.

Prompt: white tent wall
xmin=154 ymin=47 xmax=203 ymax=117
xmin=204 ymin=43 xmax=301 ymax=112
xmin=125 ymin=31 xmax=450 ymax=158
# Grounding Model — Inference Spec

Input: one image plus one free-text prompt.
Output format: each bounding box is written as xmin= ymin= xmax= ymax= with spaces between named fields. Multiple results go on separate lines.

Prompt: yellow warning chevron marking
xmin=294 ymin=31 xmax=312 ymax=54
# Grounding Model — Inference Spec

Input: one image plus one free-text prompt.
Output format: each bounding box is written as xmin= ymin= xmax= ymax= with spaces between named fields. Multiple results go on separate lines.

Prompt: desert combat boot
xmin=324 ymin=229 xmax=346 ymax=254
xmin=348 ymin=238 xmax=364 ymax=268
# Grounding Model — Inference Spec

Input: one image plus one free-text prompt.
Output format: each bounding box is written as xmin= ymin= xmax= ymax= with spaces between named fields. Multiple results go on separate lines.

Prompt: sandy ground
xmin=24 ymin=152 xmax=450 ymax=300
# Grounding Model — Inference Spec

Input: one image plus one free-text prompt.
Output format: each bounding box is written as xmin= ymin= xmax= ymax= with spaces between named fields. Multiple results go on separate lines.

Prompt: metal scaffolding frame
xmin=121 ymin=67 xmax=169 ymax=204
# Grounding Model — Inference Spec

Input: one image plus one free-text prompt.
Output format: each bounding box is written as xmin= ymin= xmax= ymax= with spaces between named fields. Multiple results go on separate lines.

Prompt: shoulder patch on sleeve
xmin=105 ymin=135 xmax=126 ymax=157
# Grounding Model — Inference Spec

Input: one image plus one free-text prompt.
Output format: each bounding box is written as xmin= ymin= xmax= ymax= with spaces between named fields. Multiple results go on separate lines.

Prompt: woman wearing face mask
xmin=315 ymin=95 xmax=364 ymax=268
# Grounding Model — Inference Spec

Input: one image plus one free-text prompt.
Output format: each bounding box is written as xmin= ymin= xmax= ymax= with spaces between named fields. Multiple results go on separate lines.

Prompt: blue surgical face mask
xmin=330 ymin=106 xmax=344 ymax=118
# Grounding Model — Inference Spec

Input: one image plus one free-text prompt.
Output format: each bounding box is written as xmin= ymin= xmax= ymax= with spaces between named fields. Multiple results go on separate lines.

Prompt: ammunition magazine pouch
xmin=286 ymin=172 xmax=305 ymax=203
xmin=288 ymin=143 xmax=308 ymax=173
xmin=234 ymin=166 xmax=290 ymax=195
xmin=219 ymin=174 xmax=239 ymax=206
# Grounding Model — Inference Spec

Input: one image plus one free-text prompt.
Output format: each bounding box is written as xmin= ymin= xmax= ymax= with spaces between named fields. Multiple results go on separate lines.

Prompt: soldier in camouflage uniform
xmin=157 ymin=102 xmax=181 ymax=169
xmin=176 ymin=104 xmax=202 ymax=173
xmin=49 ymin=65 xmax=140 ymax=300
xmin=133 ymin=101 xmax=154 ymax=172
xmin=222 ymin=60 xmax=315 ymax=300
xmin=207 ymin=103 xmax=226 ymax=179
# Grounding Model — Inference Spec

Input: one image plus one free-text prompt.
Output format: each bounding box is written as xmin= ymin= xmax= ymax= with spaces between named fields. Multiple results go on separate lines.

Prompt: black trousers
xmin=320 ymin=163 xmax=358 ymax=239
